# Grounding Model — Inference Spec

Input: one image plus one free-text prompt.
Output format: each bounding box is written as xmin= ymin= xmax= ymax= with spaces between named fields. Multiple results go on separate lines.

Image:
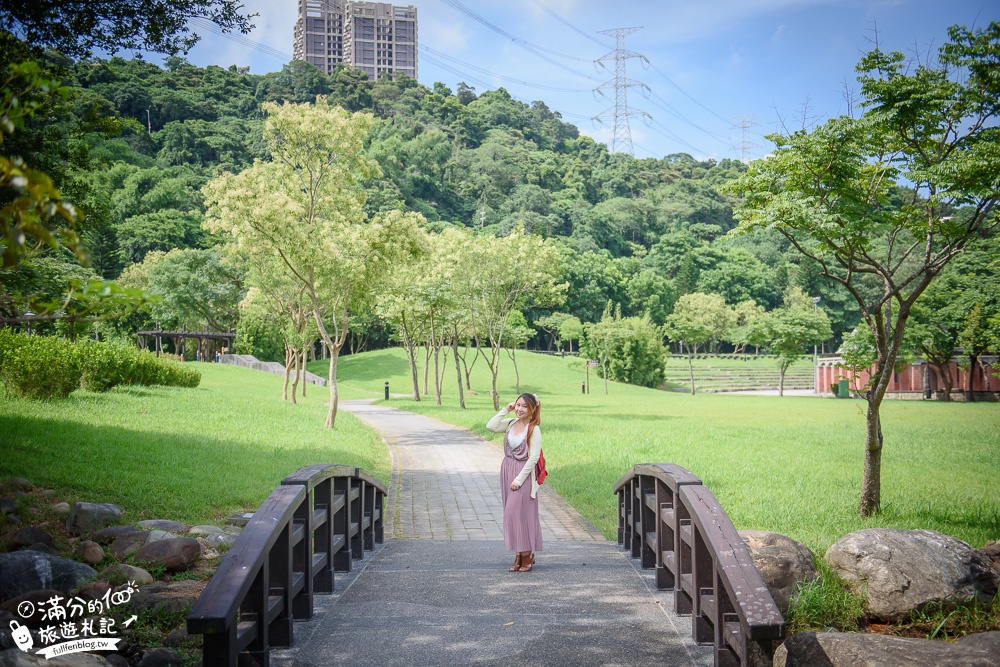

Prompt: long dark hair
xmin=518 ymin=393 xmax=541 ymax=445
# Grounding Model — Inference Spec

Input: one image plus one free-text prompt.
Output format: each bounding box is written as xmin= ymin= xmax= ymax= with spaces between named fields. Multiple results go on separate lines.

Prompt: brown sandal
xmin=509 ymin=552 xmax=523 ymax=571
xmin=518 ymin=552 xmax=535 ymax=572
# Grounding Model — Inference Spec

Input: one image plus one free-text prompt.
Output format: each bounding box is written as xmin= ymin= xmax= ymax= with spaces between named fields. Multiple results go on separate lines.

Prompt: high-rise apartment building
xmin=293 ymin=1 xmax=418 ymax=81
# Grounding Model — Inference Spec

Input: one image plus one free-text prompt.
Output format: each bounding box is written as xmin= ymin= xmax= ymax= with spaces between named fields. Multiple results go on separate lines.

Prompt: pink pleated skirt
xmin=500 ymin=454 xmax=543 ymax=552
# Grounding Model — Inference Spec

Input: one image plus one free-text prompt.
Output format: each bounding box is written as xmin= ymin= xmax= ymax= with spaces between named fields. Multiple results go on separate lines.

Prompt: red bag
xmin=535 ymin=450 xmax=548 ymax=485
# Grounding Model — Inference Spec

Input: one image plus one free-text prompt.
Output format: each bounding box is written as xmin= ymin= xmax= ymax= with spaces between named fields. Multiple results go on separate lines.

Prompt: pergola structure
xmin=136 ymin=324 xmax=236 ymax=361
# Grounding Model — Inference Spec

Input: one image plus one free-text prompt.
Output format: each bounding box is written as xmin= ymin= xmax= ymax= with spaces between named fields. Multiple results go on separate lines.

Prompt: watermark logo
xmin=13 ymin=582 xmax=140 ymax=659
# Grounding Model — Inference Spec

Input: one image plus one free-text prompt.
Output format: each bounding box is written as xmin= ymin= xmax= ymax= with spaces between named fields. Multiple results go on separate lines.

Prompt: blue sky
xmin=169 ymin=0 xmax=997 ymax=161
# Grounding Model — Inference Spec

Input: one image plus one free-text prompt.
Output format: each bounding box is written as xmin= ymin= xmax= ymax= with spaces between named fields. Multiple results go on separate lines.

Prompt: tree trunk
xmin=966 ymin=354 xmax=978 ymax=403
xmin=282 ymin=345 xmax=292 ymax=401
xmin=687 ymin=345 xmax=696 ymax=395
xmin=778 ymin=362 xmax=787 ymax=397
xmin=326 ymin=349 xmax=339 ymax=429
xmin=859 ymin=397 xmax=883 ymax=516
xmin=423 ymin=341 xmax=430 ymax=396
xmin=509 ymin=347 xmax=521 ymax=395
xmin=401 ymin=312 xmax=420 ymax=401
xmin=290 ymin=346 xmax=300 ymax=405
xmin=300 ymin=349 xmax=307 ymax=397
xmin=452 ymin=330 xmax=465 ymax=410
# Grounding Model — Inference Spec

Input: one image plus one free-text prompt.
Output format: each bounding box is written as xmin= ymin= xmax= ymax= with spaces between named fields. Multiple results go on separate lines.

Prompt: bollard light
xmin=582 ymin=382 xmax=586 ymax=394
xmin=384 ymin=381 xmax=389 ymax=401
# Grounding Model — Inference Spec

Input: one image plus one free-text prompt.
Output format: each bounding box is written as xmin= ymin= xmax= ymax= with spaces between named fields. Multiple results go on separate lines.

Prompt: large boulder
xmin=66 ymin=503 xmax=122 ymax=535
xmin=130 ymin=580 xmax=206 ymax=618
xmin=774 ymin=631 xmax=1000 ymax=666
xmin=0 ymin=552 xmax=96 ymax=598
xmin=739 ymin=530 xmax=819 ymax=615
xmin=107 ymin=532 xmax=149 ymax=560
xmin=0 ymin=590 xmax=59 ymax=627
xmin=135 ymin=538 xmax=201 ymax=572
xmin=1 ymin=527 xmax=53 ymax=551
xmin=825 ymin=529 xmax=998 ymax=621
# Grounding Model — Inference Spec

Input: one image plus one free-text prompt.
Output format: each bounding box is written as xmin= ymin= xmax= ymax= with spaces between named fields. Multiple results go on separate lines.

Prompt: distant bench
xmin=187 ymin=464 xmax=386 ymax=667
xmin=615 ymin=464 xmax=784 ymax=667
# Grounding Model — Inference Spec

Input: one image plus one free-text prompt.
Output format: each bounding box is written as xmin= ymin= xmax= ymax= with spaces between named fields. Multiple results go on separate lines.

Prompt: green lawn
xmin=0 ymin=362 xmax=390 ymax=524
xmin=324 ymin=348 xmax=1000 ymax=554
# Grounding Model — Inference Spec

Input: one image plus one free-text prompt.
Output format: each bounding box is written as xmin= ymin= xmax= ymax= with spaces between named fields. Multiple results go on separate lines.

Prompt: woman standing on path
xmin=487 ymin=393 xmax=543 ymax=572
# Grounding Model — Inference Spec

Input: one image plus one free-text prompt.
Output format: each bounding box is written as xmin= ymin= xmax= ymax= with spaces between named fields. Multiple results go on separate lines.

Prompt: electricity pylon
xmin=593 ymin=26 xmax=649 ymax=155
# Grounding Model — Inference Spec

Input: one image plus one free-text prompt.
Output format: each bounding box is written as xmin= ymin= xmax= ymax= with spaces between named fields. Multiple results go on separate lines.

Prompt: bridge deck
xmin=271 ymin=400 xmax=712 ymax=667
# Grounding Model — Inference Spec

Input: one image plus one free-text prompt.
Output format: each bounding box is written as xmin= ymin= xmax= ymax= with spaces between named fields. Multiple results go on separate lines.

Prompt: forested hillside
xmin=4 ymin=49 xmax=987 ymax=357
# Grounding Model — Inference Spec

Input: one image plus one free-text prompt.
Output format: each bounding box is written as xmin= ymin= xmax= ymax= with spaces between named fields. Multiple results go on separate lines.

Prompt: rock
xmin=163 ymin=627 xmax=189 ymax=647
xmin=137 ymin=648 xmax=183 ymax=667
xmin=825 ymin=529 xmax=998 ymax=621
xmin=25 ymin=543 xmax=60 ymax=557
xmin=137 ymin=520 xmax=188 ymax=533
xmin=66 ymin=503 xmax=122 ymax=535
xmin=91 ymin=526 xmax=144 ymax=545
xmin=2 ymin=527 xmax=53 ymax=550
xmin=130 ymin=580 xmax=205 ymax=617
xmin=50 ymin=502 xmax=71 ymax=515
xmin=739 ymin=530 xmax=819 ymax=615
xmin=225 ymin=513 xmax=253 ymax=527
xmin=0 ymin=499 xmax=16 ymax=515
xmin=75 ymin=540 xmax=105 ymax=565
xmin=145 ymin=530 xmax=179 ymax=544
xmin=104 ymin=655 xmax=129 ymax=667
xmin=75 ymin=582 xmax=111 ymax=602
xmin=774 ymin=630 xmax=1000 ymax=666
xmin=188 ymin=525 xmax=224 ymax=537
xmin=0 ymin=551 xmax=97 ymax=598
xmin=204 ymin=533 xmax=238 ymax=549
xmin=97 ymin=564 xmax=154 ymax=586
xmin=0 ymin=590 xmax=60 ymax=627
xmin=0 ymin=647 xmax=114 ymax=667
xmin=135 ymin=538 xmax=201 ymax=572
xmin=107 ymin=532 xmax=149 ymax=560
xmin=981 ymin=541 xmax=1000 ymax=580
xmin=5 ymin=478 xmax=32 ymax=491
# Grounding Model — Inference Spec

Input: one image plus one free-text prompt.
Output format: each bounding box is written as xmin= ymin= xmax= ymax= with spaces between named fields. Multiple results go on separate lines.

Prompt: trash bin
xmin=837 ymin=379 xmax=850 ymax=398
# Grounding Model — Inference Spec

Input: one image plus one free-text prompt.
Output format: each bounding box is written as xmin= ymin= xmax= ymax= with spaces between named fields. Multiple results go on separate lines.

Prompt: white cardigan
xmin=487 ymin=410 xmax=542 ymax=498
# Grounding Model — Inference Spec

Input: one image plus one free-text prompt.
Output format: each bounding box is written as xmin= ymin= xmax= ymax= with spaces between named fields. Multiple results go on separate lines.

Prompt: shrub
xmin=159 ymin=360 xmax=201 ymax=388
xmin=128 ymin=349 xmax=168 ymax=387
xmin=79 ymin=341 xmax=138 ymax=392
xmin=0 ymin=327 xmax=27 ymax=373
xmin=0 ymin=333 xmax=82 ymax=399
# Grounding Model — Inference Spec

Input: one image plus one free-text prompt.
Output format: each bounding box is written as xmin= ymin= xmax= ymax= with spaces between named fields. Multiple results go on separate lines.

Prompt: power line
xmin=436 ymin=0 xmax=602 ymax=82
xmin=646 ymin=61 xmax=731 ymax=125
xmin=593 ymin=27 xmax=649 ymax=155
xmin=731 ymin=114 xmax=762 ymax=162
xmin=421 ymin=46 xmax=591 ymax=93
xmin=189 ymin=17 xmax=292 ymax=62
xmin=526 ymin=0 xmax=612 ymax=49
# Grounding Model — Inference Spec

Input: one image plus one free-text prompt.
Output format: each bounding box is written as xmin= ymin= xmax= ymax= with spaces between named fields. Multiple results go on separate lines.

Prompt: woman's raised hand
xmin=505 ymin=401 xmax=516 ymax=413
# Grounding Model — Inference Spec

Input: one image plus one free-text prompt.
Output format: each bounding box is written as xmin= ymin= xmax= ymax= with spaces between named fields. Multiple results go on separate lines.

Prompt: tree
xmin=452 ymin=228 xmax=565 ymax=409
xmin=203 ymin=97 xmax=426 ymax=428
xmin=663 ymin=294 xmax=717 ymax=395
xmin=598 ymin=315 xmax=666 ymax=388
xmin=759 ymin=287 xmax=832 ymax=396
xmin=502 ymin=310 xmax=534 ymax=394
xmin=2 ymin=1 xmax=255 ymax=58
xmin=559 ymin=315 xmax=583 ymax=354
xmin=534 ymin=312 xmax=570 ymax=351
xmin=145 ymin=247 xmax=243 ymax=332
xmin=727 ymin=22 xmax=1000 ymax=515
xmin=582 ymin=302 xmax=628 ymax=394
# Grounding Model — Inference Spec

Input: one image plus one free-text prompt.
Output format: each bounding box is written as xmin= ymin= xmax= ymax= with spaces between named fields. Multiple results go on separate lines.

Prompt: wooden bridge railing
xmin=614 ymin=464 xmax=784 ymax=667
xmin=187 ymin=464 xmax=386 ymax=667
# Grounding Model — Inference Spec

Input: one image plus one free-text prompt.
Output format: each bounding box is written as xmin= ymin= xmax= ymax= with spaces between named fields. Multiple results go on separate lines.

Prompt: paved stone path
xmin=270 ymin=400 xmax=712 ymax=667
xmin=340 ymin=401 xmax=604 ymax=542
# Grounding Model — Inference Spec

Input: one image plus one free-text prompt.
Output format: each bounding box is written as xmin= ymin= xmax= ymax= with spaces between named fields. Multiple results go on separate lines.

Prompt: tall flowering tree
xmin=204 ymin=97 xmax=425 ymax=428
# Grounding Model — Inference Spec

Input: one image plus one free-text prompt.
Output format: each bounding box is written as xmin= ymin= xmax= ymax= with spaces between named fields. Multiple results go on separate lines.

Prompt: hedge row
xmin=0 ymin=329 xmax=201 ymax=399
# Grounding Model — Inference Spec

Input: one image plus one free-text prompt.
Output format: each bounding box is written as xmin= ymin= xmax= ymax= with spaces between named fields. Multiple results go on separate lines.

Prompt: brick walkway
xmin=340 ymin=401 xmax=606 ymax=543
